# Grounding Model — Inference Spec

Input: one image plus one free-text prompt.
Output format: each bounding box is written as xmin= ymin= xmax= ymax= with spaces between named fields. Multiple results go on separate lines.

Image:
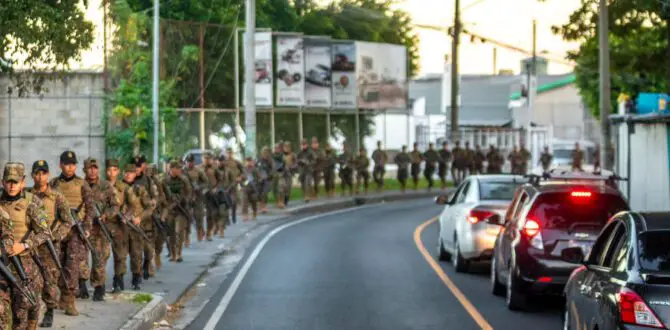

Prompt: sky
xmin=74 ymin=0 xmax=583 ymax=76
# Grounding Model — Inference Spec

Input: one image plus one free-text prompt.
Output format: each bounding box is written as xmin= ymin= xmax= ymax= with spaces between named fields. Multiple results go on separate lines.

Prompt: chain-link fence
xmin=0 ymin=73 xmax=105 ymax=181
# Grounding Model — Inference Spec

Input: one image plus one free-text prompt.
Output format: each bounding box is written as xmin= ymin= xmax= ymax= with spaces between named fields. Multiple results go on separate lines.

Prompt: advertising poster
xmin=276 ymin=36 xmax=305 ymax=106
xmin=243 ymin=32 xmax=273 ymax=107
xmin=331 ymin=42 xmax=357 ymax=109
xmin=355 ymin=42 xmax=408 ymax=109
xmin=304 ymin=42 xmax=332 ymax=108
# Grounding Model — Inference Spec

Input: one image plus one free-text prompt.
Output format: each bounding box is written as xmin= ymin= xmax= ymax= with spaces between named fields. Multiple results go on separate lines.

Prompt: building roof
xmin=509 ymin=74 xmax=576 ymax=100
xmin=610 ymin=112 xmax=670 ymax=124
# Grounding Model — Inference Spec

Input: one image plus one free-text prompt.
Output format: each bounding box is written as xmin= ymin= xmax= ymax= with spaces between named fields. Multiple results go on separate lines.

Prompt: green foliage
xmin=132 ymin=293 xmax=153 ymax=304
xmin=551 ymin=0 xmax=669 ymax=117
xmin=0 ymin=0 xmax=95 ymax=95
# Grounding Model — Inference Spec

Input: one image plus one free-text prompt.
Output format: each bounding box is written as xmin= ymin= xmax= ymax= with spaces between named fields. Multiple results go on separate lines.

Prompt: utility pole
xmin=244 ymin=0 xmax=256 ymax=157
xmin=449 ymin=0 xmax=461 ymax=141
xmin=599 ymin=0 xmax=612 ymax=170
xmin=151 ymin=0 xmax=160 ymax=163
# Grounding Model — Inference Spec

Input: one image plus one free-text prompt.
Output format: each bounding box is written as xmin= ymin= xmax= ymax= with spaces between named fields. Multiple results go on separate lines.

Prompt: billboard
xmin=276 ymin=36 xmax=305 ymax=106
xmin=355 ymin=42 xmax=408 ymax=109
xmin=331 ymin=42 xmax=357 ymax=109
xmin=304 ymin=42 xmax=332 ymax=108
xmin=243 ymin=32 xmax=273 ymax=107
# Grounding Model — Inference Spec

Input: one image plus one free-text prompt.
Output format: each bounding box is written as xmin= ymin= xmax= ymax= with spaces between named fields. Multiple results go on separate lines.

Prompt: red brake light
xmin=523 ymin=219 xmax=541 ymax=237
xmin=467 ymin=209 xmax=495 ymax=224
xmin=617 ymin=288 xmax=665 ymax=328
xmin=537 ymin=277 xmax=552 ymax=283
xmin=570 ymin=191 xmax=592 ymax=198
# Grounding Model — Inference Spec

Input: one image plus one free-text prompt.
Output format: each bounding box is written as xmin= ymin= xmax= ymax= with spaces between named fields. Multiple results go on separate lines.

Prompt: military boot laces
xmin=39 ymin=308 xmax=54 ymax=328
xmin=92 ymin=285 xmax=105 ymax=302
xmin=78 ymin=279 xmax=89 ymax=299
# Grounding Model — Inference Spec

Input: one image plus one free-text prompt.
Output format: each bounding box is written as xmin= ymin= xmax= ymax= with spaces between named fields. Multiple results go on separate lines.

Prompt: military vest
xmin=51 ymin=177 xmax=85 ymax=219
xmin=35 ymin=189 xmax=57 ymax=227
xmin=3 ymin=193 xmax=34 ymax=254
xmin=203 ymin=165 xmax=219 ymax=188
xmin=224 ymin=160 xmax=242 ymax=178
xmin=165 ymin=175 xmax=187 ymax=196
xmin=124 ymin=184 xmax=142 ymax=217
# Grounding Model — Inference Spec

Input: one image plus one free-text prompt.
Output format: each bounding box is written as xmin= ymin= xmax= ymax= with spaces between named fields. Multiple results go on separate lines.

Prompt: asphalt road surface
xmin=188 ymin=199 xmax=564 ymax=330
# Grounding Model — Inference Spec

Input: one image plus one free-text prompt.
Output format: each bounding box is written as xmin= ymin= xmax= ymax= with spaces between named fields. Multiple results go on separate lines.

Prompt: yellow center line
xmin=414 ymin=217 xmax=494 ymax=330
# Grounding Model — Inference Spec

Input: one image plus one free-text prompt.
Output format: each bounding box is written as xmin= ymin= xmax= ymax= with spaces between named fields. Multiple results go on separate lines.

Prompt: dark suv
xmin=487 ymin=173 xmax=630 ymax=310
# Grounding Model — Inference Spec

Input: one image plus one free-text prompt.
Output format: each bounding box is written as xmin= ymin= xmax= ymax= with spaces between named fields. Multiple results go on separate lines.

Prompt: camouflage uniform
xmin=539 ymin=149 xmax=553 ymax=172
xmin=280 ymin=143 xmax=297 ymax=207
xmin=423 ymin=144 xmax=440 ymax=191
xmin=105 ymin=159 xmax=130 ymax=293
xmin=147 ymin=165 xmax=168 ymax=271
xmin=518 ymin=146 xmax=531 ymax=174
xmin=257 ymin=149 xmax=275 ymax=213
xmin=355 ymin=150 xmax=370 ymax=194
xmin=371 ymin=142 xmax=388 ymax=192
xmin=323 ymin=145 xmax=338 ymax=197
xmin=49 ymin=151 xmax=95 ymax=316
xmin=2 ymin=162 xmax=51 ymax=330
xmin=394 ymin=146 xmax=411 ymax=192
xmin=162 ymin=161 xmax=193 ymax=262
xmin=463 ymin=142 xmax=474 ymax=176
xmin=0 ymin=204 xmax=13 ymax=330
xmin=202 ymin=154 xmax=223 ymax=241
xmin=311 ymin=138 xmax=326 ymax=198
xmin=297 ymin=141 xmax=316 ymax=201
xmin=438 ymin=144 xmax=452 ymax=189
xmin=133 ymin=157 xmax=158 ymax=280
xmin=508 ymin=148 xmax=521 ymax=174
xmin=472 ymin=146 xmax=486 ymax=174
xmin=241 ymin=161 xmax=262 ymax=220
xmin=410 ymin=144 xmax=423 ymax=190
xmin=451 ymin=143 xmax=464 ymax=185
xmin=221 ymin=151 xmax=244 ymax=223
xmin=215 ymin=163 xmax=236 ymax=237
xmin=572 ymin=147 xmax=585 ymax=171
xmin=84 ymin=158 xmax=120 ymax=302
xmin=271 ymin=145 xmax=286 ymax=206
xmin=338 ymin=146 xmax=355 ymax=196
xmin=486 ymin=146 xmax=503 ymax=174
xmin=184 ymin=158 xmax=209 ymax=242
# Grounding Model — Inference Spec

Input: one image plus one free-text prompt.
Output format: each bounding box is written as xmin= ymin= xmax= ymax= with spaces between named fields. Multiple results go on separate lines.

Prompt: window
xmin=588 ymin=221 xmax=619 ymax=265
xmin=456 ymin=181 xmax=471 ymax=204
xmin=511 ymin=193 xmax=530 ymax=228
xmin=478 ymin=180 xmax=524 ymax=201
xmin=598 ymin=224 xmax=626 ymax=268
xmin=612 ymin=239 xmax=630 ymax=273
xmin=527 ymin=192 xmax=628 ymax=231
xmin=449 ymin=181 xmax=467 ymax=204
xmin=638 ymin=230 xmax=670 ymax=272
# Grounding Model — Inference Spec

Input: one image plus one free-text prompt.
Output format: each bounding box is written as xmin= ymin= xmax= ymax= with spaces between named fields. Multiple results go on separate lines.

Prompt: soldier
xmin=3 ymin=162 xmax=50 ymax=330
xmin=422 ymin=143 xmax=439 ymax=191
xmin=338 ymin=145 xmax=355 ymax=196
xmin=0 ymin=188 xmax=13 ymax=329
xmin=104 ymin=159 xmax=129 ymax=294
xmin=83 ymin=158 xmax=119 ymax=302
xmin=323 ymin=144 xmax=337 ymax=197
xmin=486 ymin=145 xmax=503 ymax=174
xmin=371 ymin=141 xmax=388 ymax=192
xmin=508 ymin=146 xmax=519 ymax=174
xmin=215 ymin=157 xmax=236 ymax=237
xmin=472 ymin=145 xmax=486 ymax=174
xmin=132 ymin=155 xmax=158 ymax=280
xmin=410 ymin=143 xmax=423 ymax=190
xmin=311 ymin=137 xmax=326 ymax=198
xmin=451 ymin=141 xmax=464 ymax=185
xmin=593 ymin=144 xmax=601 ymax=173
xmin=184 ymin=154 xmax=208 ymax=243
xmin=281 ymin=142 xmax=297 ymax=207
xmin=201 ymin=153 xmax=223 ymax=241
xmin=355 ymin=149 xmax=370 ymax=194
xmin=146 ymin=164 xmax=167 ymax=271
xmin=518 ymin=142 xmax=531 ymax=175
xmin=257 ymin=147 xmax=275 ymax=214
xmin=122 ymin=163 xmax=154 ymax=288
xmin=29 ymin=160 xmax=74 ymax=327
xmin=221 ymin=148 xmax=244 ymax=222
xmin=571 ymin=142 xmax=584 ymax=172
xmin=539 ymin=146 xmax=553 ymax=173
xmin=241 ymin=158 xmax=262 ymax=221
xmin=162 ymin=161 xmax=192 ymax=262
xmin=297 ymin=139 xmax=316 ymax=202
xmin=50 ymin=151 xmax=94 ymax=316
xmin=271 ymin=143 xmax=285 ymax=207
xmin=394 ymin=145 xmax=411 ymax=192
xmin=463 ymin=141 xmax=474 ymax=177
xmin=438 ymin=142 xmax=452 ymax=190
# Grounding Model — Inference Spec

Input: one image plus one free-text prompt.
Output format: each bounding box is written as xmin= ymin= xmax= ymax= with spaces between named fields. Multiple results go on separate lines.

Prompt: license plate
xmin=569 ymin=240 xmax=593 ymax=255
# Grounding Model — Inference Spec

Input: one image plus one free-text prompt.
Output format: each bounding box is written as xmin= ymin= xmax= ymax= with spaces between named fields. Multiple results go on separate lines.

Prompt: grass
xmin=266 ymin=177 xmax=454 ymax=203
xmin=132 ymin=293 xmax=153 ymax=304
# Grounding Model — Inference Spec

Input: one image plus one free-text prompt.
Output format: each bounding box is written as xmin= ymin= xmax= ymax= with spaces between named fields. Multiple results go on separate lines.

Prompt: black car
xmin=487 ymin=173 xmax=630 ymax=310
xmin=563 ymin=211 xmax=670 ymax=330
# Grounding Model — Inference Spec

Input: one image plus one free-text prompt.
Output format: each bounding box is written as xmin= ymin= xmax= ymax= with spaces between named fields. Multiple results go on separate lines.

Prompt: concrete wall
xmin=532 ymin=84 xmax=600 ymax=142
xmin=0 ymin=72 xmax=105 ymax=179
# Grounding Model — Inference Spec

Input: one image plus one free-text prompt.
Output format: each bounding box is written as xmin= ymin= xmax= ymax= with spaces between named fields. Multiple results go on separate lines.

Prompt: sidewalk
xmin=50 ymin=189 xmax=441 ymax=330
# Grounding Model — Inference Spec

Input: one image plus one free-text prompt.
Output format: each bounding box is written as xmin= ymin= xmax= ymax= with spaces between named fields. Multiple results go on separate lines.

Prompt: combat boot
xmin=28 ymin=320 xmax=38 ymax=330
xmin=78 ymin=279 xmax=89 ymax=299
xmin=92 ymin=285 xmax=105 ymax=302
xmin=143 ymin=260 xmax=150 ymax=280
xmin=39 ymin=308 xmax=54 ymax=328
xmin=112 ymin=275 xmax=121 ymax=293
xmin=64 ymin=295 xmax=79 ymax=316
xmin=132 ymin=273 xmax=142 ymax=290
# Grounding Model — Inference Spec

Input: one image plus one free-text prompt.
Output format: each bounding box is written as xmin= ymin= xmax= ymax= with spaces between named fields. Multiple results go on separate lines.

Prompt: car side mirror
xmin=561 ymin=247 xmax=586 ymax=264
xmin=485 ymin=214 xmax=504 ymax=226
xmin=434 ymin=194 xmax=452 ymax=205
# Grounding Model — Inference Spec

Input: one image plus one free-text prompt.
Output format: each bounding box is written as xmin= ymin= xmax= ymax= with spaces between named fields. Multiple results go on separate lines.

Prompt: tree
xmin=551 ymin=0 xmax=668 ymax=116
xmin=0 ymin=0 xmax=95 ymax=95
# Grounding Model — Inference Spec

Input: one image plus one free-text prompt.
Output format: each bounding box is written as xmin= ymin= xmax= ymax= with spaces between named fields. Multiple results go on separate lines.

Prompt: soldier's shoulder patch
xmin=36 ymin=209 xmax=49 ymax=229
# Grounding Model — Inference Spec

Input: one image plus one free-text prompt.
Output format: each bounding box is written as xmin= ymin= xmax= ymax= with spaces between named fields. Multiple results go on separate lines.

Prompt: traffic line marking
xmin=414 ymin=217 xmax=494 ymax=330
xmin=202 ymin=205 xmax=373 ymax=330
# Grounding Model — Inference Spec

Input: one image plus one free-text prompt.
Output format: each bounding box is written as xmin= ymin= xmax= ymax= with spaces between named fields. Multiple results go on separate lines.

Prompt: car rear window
xmin=528 ymin=192 xmax=628 ymax=229
xmin=479 ymin=181 xmax=522 ymax=201
xmin=639 ymin=231 xmax=670 ymax=272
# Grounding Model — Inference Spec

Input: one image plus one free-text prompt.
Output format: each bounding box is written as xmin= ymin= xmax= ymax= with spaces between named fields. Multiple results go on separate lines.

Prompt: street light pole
xmin=151 ymin=0 xmax=160 ymax=163
xmin=244 ymin=0 xmax=256 ymax=158
xmin=599 ymin=0 xmax=612 ymax=169
xmin=450 ymin=0 xmax=461 ymax=141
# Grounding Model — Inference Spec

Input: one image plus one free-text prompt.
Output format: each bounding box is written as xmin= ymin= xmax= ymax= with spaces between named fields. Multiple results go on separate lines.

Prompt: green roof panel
xmin=509 ymin=74 xmax=576 ymax=100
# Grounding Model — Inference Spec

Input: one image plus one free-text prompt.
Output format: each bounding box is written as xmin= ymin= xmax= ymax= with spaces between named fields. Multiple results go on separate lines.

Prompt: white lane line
xmin=203 ymin=205 xmax=374 ymax=330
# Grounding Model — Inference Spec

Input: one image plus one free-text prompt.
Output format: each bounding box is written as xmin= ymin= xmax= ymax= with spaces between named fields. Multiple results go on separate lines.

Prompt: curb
xmin=119 ymin=292 xmax=168 ymax=330
xmin=126 ymin=190 xmax=445 ymax=330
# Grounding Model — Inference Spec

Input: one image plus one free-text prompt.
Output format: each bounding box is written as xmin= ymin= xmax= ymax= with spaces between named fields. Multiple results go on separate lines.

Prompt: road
xmin=187 ymin=199 xmax=564 ymax=330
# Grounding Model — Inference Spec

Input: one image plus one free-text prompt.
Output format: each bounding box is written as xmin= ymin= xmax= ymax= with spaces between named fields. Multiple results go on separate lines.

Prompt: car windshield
xmin=478 ymin=180 xmax=523 ymax=201
xmin=528 ymin=192 xmax=628 ymax=229
xmin=553 ymin=149 xmax=573 ymax=159
xmin=638 ymin=231 xmax=670 ymax=272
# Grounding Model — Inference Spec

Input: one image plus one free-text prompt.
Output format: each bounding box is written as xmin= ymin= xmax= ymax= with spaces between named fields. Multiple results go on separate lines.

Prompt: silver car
xmin=435 ymin=175 xmax=525 ymax=273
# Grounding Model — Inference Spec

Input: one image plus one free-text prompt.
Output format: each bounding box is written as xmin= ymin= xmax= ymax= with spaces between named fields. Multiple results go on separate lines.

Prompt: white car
xmin=435 ymin=175 xmax=525 ymax=273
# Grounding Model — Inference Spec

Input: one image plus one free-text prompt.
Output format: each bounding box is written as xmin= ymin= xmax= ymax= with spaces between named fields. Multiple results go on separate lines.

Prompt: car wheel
xmin=505 ymin=259 xmax=526 ymax=311
xmin=437 ymin=236 xmax=451 ymax=261
xmin=490 ymin=254 xmax=505 ymax=296
xmin=452 ymin=237 xmax=469 ymax=273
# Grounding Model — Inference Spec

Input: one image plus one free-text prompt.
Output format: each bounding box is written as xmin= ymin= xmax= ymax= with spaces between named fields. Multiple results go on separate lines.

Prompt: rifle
xmin=0 ymin=246 xmax=37 ymax=306
xmin=45 ymin=239 xmax=69 ymax=287
xmin=117 ymin=212 xmax=150 ymax=241
xmin=164 ymin=187 xmax=197 ymax=224
xmin=69 ymin=209 xmax=99 ymax=265
xmin=152 ymin=215 xmax=173 ymax=256
xmin=93 ymin=204 xmax=117 ymax=255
